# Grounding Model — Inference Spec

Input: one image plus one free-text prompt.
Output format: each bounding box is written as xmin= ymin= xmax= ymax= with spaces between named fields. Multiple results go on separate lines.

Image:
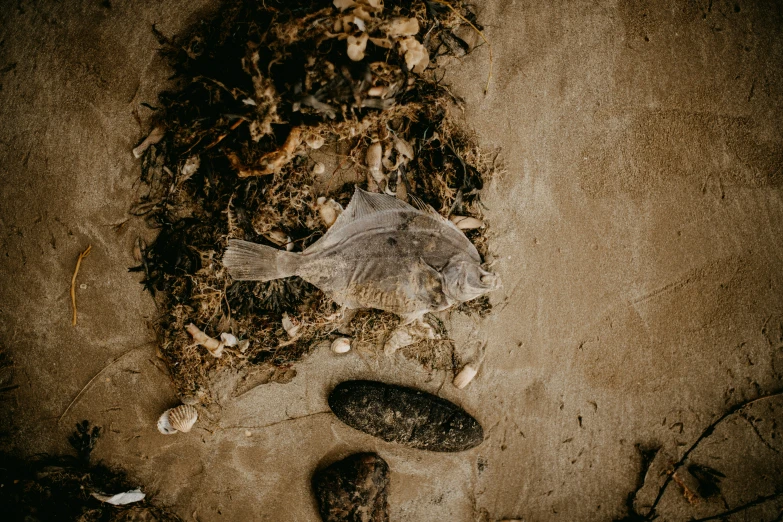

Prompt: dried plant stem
xmin=70 ymin=245 xmax=92 ymax=326
xmin=58 ymin=345 xmax=141 ymax=424
xmin=432 ymin=0 xmax=493 ymax=94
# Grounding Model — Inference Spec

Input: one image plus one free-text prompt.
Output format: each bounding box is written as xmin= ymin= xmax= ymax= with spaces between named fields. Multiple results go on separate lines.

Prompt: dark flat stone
xmin=312 ymin=452 xmax=389 ymax=522
xmin=328 ymin=380 xmax=484 ymax=452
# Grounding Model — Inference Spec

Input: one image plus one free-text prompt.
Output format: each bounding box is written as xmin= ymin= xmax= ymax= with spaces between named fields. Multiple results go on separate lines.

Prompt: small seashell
xmin=333 ymin=0 xmax=355 ymax=10
xmin=317 ymin=197 xmax=344 ymax=228
xmin=180 ymin=155 xmax=200 ymax=180
xmin=238 ymin=339 xmax=251 ymax=353
xmin=385 ymin=17 xmax=419 ymax=37
xmin=185 ymin=323 xmax=223 ymax=358
xmin=168 ymin=404 xmax=198 ymax=433
xmin=383 ymin=321 xmax=436 ymax=356
xmin=312 ymin=162 xmax=326 ymax=175
xmin=365 ymin=142 xmax=384 ymax=184
xmin=132 ymin=126 xmax=165 ymax=159
xmin=220 ymin=332 xmax=238 ymax=347
xmin=331 ymin=337 xmax=352 ymax=354
xmin=449 ymin=215 xmax=484 ymax=230
xmin=306 ymin=135 xmax=325 ymax=149
xmin=453 ymin=365 xmax=478 ymax=389
xmin=366 ymin=85 xmax=384 ymax=97
xmin=265 ymin=229 xmax=289 ymax=246
xmin=242 ymin=98 xmax=257 ymax=106
xmin=347 ymin=33 xmax=369 ymax=61
xmin=282 ymin=313 xmax=301 ymax=338
xmin=157 ymin=404 xmax=198 ymax=435
xmin=399 ymin=37 xmax=429 ymax=74
xmin=352 ymin=16 xmax=366 ymax=32
xmin=394 ymin=137 xmax=414 ymax=160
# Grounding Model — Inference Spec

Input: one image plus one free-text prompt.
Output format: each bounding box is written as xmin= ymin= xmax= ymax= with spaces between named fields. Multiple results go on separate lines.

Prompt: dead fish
xmin=223 ymin=187 xmax=499 ymax=324
xmin=312 ymin=453 xmax=389 ymax=522
xmin=328 ymin=380 xmax=484 ymax=451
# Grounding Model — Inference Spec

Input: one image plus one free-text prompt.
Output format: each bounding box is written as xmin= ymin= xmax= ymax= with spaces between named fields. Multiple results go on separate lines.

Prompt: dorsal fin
xmin=328 ymin=187 xmax=416 ymax=233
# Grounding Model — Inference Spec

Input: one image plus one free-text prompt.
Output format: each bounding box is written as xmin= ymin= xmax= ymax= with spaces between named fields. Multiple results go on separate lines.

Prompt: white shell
xmin=317 ymin=197 xmax=344 ymax=228
xmin=220 ymin=332 xmax=238 ymax=347
xmin=306 ymin=135 xmax=325 ymax=149
xmin=365 ymin=142 xmax=385 ymax=184
xmin=383 ymin=321 xmax=436 ymax=356
xmin=265 ymin=229 xmax=289 ymax=246
xmin=132 ymin=126 xmax=165 ymax=159
xmin=347 ymin=33 xmax=369 ymax=61
xmin=180 ymin=155 xmax=200 ymax=180
xmin=331 ymin=337 xmax=352 ymax=354
xmin=312 ymin=162 xmax=326 ymax=175
xmin=166 ymin=404 xmax=198 ymax=433
xmin=367 ymin=85 xmax=385 ymax=97
xmin=282 ymin=313 xmax=301 ymax=338
xmin=453 ymin=365 xmax=478 ymax=389
xmin=399 ymin=37 xmax=429 ymax=74
xmin=185 ymin=323 xmax=224 ymax=358
xmin=385 ymin=17 xmax=419 ymax=37
xmin=157 ymin=404 xmax=198 ymax=435
xmin=450 ymin=215 xmax=484 ymax=230
xmin=169 ymin=404 xmax=198 ymax=432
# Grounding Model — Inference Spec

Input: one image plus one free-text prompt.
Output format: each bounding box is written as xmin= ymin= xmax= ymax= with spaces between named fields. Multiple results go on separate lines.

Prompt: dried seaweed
xmin=131 ymin=0 xmax=498 ymax=400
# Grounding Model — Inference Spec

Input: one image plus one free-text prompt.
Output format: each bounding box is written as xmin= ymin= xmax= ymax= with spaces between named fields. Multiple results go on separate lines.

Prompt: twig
xmin=647 ymin=388 xmax=783 ymax=517
xmin=692 ymin=491 xmax=783 ymax=521
xmin=70 ymin=245 xmax=92 ymax=326
xmin=57 ymin=345 xmax=141 ymax=424
xmin=432 ymin=0 xmax=493 ymax=95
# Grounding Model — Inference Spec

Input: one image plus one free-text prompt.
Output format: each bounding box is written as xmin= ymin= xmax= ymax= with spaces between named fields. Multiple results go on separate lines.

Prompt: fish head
xmin=441 ymin=256 xmax=501 ymax=303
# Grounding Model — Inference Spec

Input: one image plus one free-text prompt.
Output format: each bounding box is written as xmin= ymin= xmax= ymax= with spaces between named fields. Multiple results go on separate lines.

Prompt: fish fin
xmin=339 ymin=187 xmax=416 ymax=223
xmin=222 ymin=239 xmax=301 ymax=281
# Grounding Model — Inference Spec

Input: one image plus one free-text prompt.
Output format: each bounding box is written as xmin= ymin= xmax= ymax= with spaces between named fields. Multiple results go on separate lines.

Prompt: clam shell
xmin=168 ymin=404 xmax=198 ymax=433
xmin=453 ymin=365 xmax=478 ymax=389
xmin=317 ymin=197 xmax=343 ymax=228
xmin=331 ymin=337 xmax=352 ymax=354
xmin=312 ymin=162 xmax=325 ymax=175
xmin=449 ymin=215 xmax=484 ymax=230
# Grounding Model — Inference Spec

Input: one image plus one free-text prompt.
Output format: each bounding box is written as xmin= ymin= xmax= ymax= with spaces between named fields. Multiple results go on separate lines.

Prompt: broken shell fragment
xmin=329 ymin=380 xmax=484 ymax=451
xmin=383 ymin=320 xmax=436 ymax=356
xmin=333 ymin=0 xmax=355 ymax=10
xmin=185 ymin=323 xmax=224 ymax=358
xmin=385 ymin=17 xmax=419 ymax=37
xmin=347 ymin=33 xmax=369 ymax=61
xmin=306 ymin=135 xmax=325 ymax=149
xmin=317 ymin=197 xmax=344 ymax=228
xmin=132 ymin=126 xmax=165 ymax=159
xmin=450 ymin=215 xmax=484 ymax=230
xmin=365 ymin=142 xmax=384 ymax=183
xmin=265 ymin=229 xmax=291 ymax=248
xmin=453 ymin=364 xmax=478 ymax=389
xmin=331 ymin=337 xmax=352 ymax=354
xmin=367 ymin=85 xmax=385 ymax=97
xmin=157 ymin=404 xmax=198 ymax=435
xmin=180 ymin=155 xmax=200 ymax=181
xmin=220 ymin=332 xmax=238 ymax=347
xmin=282 ymin=313 xmax=301 ymax=338
xmin=399 ymin=37 xmax=429 ymax=74
xmin=394 ymin=137 xmax=414 ymax=160
xmin=312 ymin=162 xmax=326 ymax=175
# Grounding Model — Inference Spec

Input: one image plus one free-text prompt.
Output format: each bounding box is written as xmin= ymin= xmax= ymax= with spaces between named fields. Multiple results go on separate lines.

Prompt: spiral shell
xmin=157 ymin=404 xmax=198 ymax=435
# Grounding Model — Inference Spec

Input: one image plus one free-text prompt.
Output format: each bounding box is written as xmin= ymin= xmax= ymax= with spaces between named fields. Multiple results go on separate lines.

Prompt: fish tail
xmin=223 ymin=239 xmax=301 ymax=281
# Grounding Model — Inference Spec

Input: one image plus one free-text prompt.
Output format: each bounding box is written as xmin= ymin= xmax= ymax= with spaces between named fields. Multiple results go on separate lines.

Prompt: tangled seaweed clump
xmin=131 ymin=0 xmax=499 ymax=400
